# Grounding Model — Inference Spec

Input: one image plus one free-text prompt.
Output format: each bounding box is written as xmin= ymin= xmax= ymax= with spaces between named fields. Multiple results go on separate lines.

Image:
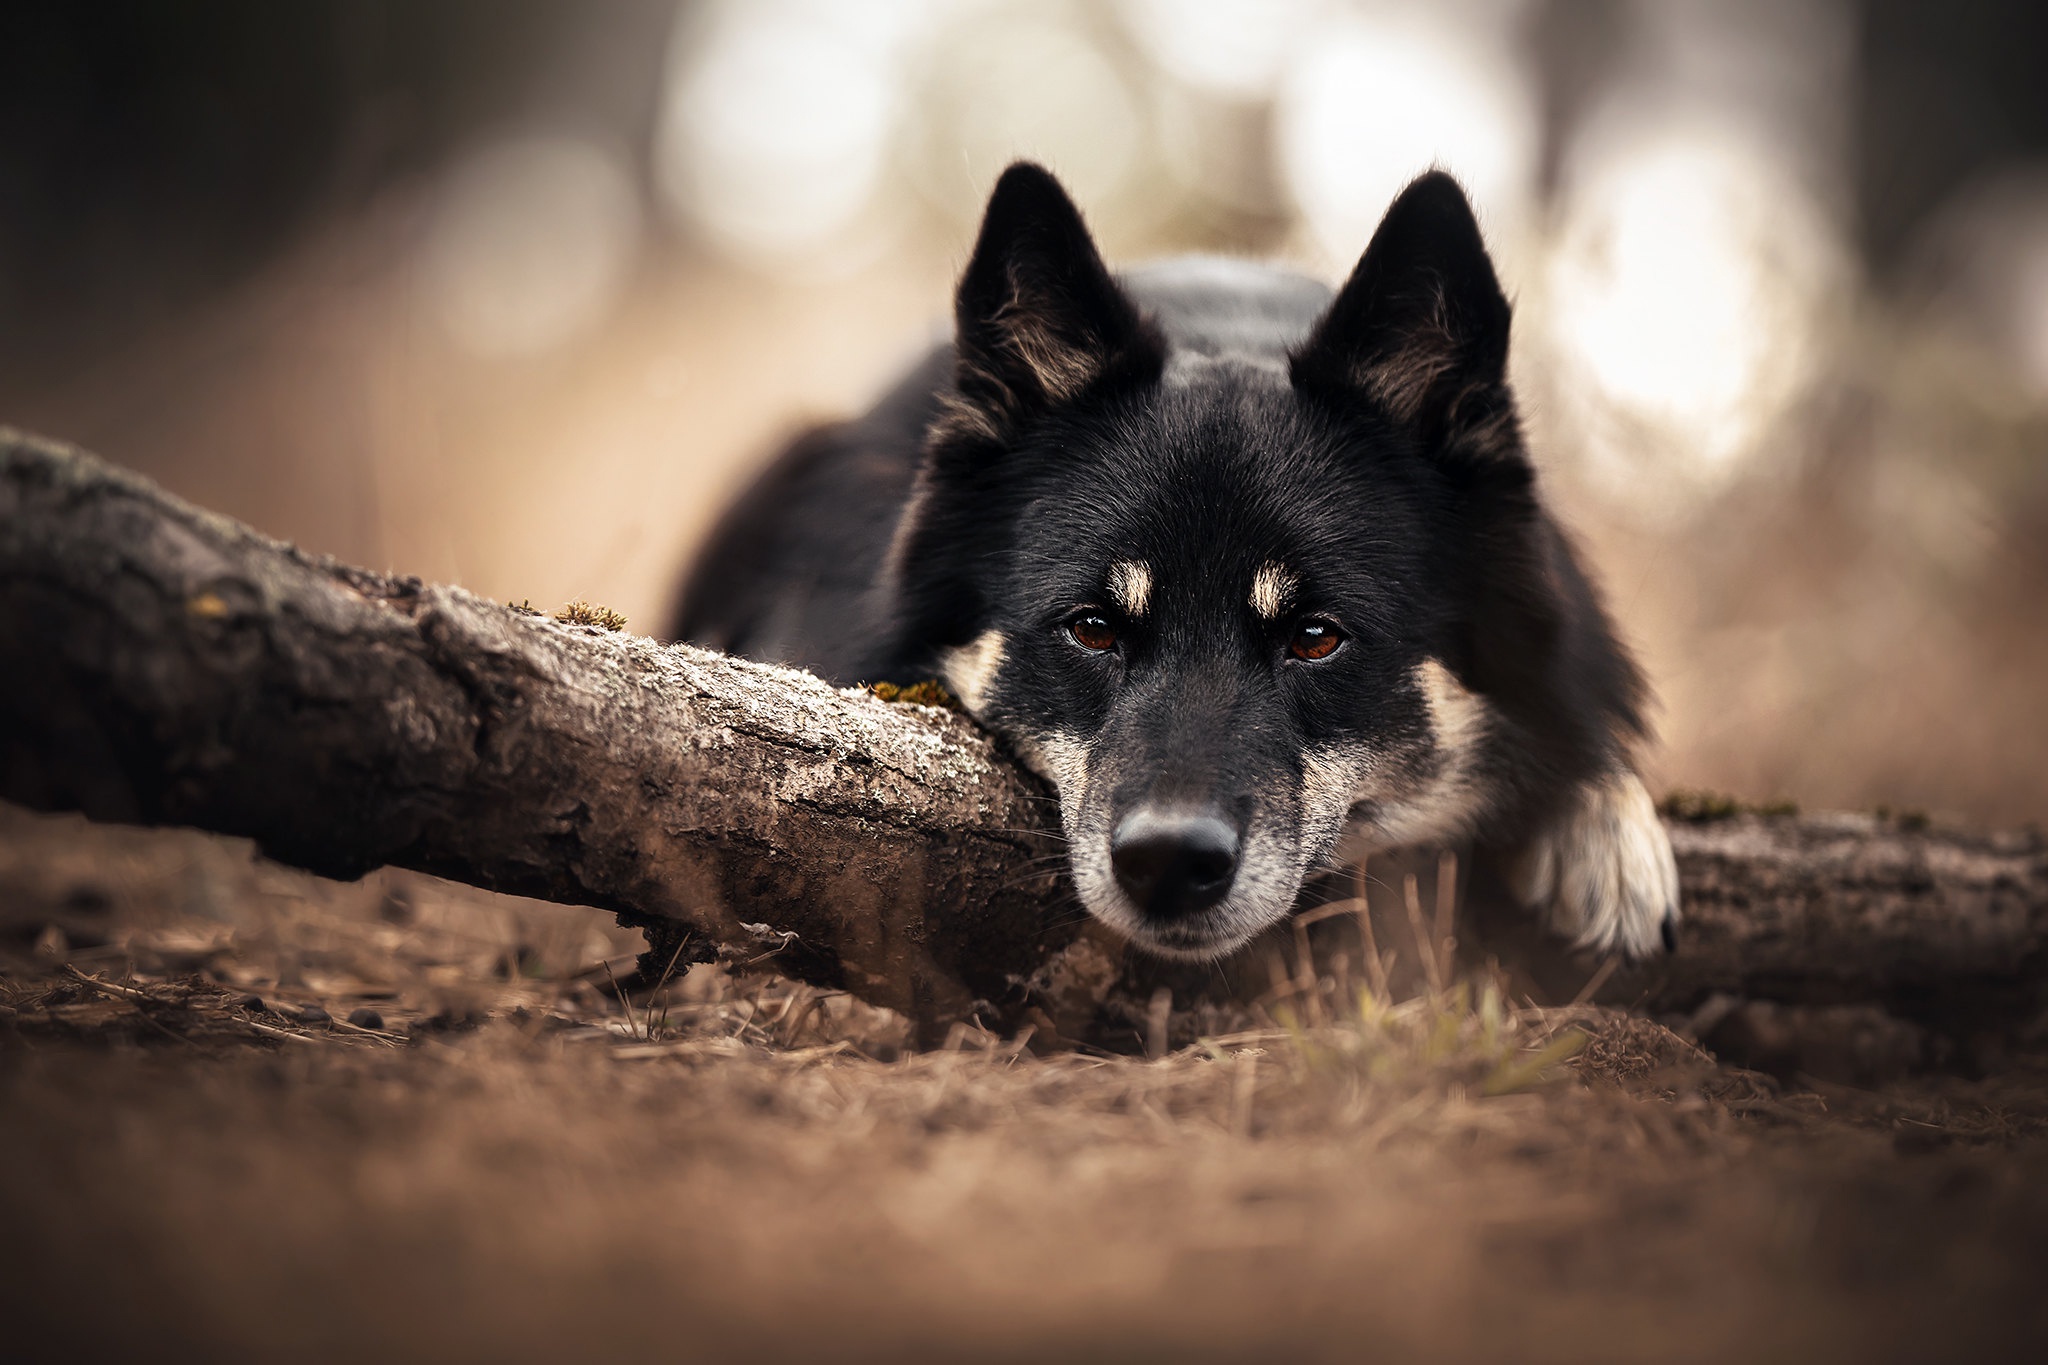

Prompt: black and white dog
xmin=673 ymin=163 xmax=1677 ymax=964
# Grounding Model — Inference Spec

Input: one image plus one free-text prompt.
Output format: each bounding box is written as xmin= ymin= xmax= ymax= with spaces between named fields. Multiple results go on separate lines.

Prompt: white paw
xmin=1508 ymin=770 xmax=1679 ymax=959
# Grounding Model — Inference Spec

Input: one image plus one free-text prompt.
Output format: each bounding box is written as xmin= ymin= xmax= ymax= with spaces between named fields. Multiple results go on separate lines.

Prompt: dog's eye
xmin=1289 ymin=620 xmax=1343 ymax=661
xmin=1068 ymin=613 xmax=1117 ymax=652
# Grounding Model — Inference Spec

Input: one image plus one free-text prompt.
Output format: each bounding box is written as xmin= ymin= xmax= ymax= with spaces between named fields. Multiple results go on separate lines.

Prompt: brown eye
xmin=1069 ymin=613 xmax=1117 ymax=652
xmin=1290 ymin=620 xmax=1343 ymax=661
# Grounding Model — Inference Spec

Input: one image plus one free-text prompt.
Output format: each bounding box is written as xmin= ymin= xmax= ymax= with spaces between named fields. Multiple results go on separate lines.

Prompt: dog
xmin=671 ymin=162 xmax=1678 ymax=964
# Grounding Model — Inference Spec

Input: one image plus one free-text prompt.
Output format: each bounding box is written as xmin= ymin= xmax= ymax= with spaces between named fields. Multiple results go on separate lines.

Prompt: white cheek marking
xmin=1249 ymin=562 xmax=1297 ymax=620
xmin=1010 ymin=731 xmax=1089 ymax=797
xmin=1302 ymin=745 xmax=1373 ymax=849
xmin=1382 ymin=658 xmax=1497 ymax=843
xmin=1333 ymin=659 xmax=1499 ymax=858
xmin=1108 ymin=560 xmax=1152 ymax=618
xmin=1417 ymin=658 xmax=1490 ymax=756
xmin=939 ymin=630 xmax=1006 ymax=716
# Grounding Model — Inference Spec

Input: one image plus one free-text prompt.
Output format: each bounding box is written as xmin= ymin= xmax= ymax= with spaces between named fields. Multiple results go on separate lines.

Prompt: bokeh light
xmin=907 ymin=4 xmax=1148 ymax=232
xmin=1541 ymin=119 xmax=1845 ymax=504
xmin=1118 ymin=0 xmax=1329 ymax=103
xmin=419 ymin=133 xmax=643 ymax=357
xmin=654 ymin=0 xmax=915 ymax=264
xmin=1275 ymin=11 xmax=1538 ymax=268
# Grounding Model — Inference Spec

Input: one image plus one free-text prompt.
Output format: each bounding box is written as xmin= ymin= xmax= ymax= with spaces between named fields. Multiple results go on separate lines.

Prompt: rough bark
xmin=4 ymin=429 xmax=2045 ymax=1047
xmin=0 ymin=429 xmax=1081 ymax=1042
xmin=1652 ymin=814 xmax=2048 ymax=1028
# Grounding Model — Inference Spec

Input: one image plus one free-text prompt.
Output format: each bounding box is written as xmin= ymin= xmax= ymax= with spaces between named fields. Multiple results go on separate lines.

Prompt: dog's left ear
xmin=945 ymin=162 xmax=1161 ymax=443
xmin=1292 ymin=172 xmax=1515 ymax=458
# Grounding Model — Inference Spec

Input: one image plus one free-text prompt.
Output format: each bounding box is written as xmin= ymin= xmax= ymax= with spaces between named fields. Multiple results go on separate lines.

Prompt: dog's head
xmin=891 ymin=163 xmax=1547 ymax=959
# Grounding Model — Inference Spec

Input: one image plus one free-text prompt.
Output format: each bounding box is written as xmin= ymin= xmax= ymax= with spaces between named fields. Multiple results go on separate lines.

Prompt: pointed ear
xmin=942 ymin=163 xmax=1161 ymax=444
xmin=1291 ymin=172 xmax=1516 ymax=455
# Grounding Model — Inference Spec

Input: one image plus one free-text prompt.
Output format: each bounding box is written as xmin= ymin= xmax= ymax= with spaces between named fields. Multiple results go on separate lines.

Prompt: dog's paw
xmin=1507 ymin=770 xmax=1679 ymax=959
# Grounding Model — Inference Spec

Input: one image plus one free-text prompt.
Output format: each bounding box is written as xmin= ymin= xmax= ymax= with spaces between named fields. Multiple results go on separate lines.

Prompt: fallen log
xmin=4 ymin=429 xmax=2045 ymax=1047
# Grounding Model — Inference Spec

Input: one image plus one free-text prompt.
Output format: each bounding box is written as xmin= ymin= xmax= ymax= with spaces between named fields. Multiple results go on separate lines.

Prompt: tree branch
xmin=4 ymin=429 xmax=2044 ymax=1046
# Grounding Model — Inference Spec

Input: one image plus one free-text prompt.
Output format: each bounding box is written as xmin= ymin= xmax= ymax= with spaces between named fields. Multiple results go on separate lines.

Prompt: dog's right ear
xmin=941 ymin=163 xmax=1160 ymax=445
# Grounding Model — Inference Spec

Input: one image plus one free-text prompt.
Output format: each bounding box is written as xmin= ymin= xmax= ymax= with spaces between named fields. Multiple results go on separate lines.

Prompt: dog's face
xmin=893 ymin=165 xmax=1531 ymax=959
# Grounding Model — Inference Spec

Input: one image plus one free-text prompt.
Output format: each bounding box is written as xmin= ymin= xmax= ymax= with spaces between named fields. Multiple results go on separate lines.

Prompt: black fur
xmin=673 ymin=163 xmax=1666 ymax=961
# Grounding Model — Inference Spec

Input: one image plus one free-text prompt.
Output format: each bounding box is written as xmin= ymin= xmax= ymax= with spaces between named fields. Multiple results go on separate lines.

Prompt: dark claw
xmin=1660 ymin=915 xmax=1678 ymax=953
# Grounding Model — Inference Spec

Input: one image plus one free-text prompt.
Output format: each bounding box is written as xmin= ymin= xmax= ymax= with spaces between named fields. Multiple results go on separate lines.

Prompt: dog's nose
xmin=1110 ymin=809 xmax=1241 ymax=918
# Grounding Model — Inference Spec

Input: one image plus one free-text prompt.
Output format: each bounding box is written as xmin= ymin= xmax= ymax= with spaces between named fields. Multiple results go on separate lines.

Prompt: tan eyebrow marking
xmin=1108 ymin=560 xmax=1153 ymax=617
xmin=1250 ymin=562 xmax=1298 ymax=620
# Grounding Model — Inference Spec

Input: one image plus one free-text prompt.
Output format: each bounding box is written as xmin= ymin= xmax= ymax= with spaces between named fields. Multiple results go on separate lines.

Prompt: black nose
xmin=1110 ymin=809 xmax=1241 ymax=918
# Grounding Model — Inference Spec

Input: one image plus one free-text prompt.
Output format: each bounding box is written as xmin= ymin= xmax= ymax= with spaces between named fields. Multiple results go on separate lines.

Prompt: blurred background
xmin=2 ymin=0 xmax=2044 ymax=824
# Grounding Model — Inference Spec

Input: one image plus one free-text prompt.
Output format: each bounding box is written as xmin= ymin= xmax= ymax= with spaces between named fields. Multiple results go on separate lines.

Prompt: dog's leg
xmin=1506 ymin=769 xmax=1678 ymax=958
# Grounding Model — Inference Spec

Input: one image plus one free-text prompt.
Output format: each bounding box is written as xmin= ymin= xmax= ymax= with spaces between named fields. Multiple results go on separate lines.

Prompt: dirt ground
xmin=4 ymin=802 xmax=2046 ymax=1363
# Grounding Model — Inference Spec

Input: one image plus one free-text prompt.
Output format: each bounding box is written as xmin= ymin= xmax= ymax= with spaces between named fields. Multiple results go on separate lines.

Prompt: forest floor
xmin=4 ymin=801 xmax=2047 ymax=1363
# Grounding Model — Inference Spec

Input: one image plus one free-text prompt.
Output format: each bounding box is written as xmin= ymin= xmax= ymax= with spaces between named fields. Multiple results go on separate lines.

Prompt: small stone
xmin=234 ymin=994 xmax=269 ymax=1014
xmin=295 ymin=1004 xmax=331 ymax=1026
xmin=346 ymin=1008 xmax=385 ymax=1031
